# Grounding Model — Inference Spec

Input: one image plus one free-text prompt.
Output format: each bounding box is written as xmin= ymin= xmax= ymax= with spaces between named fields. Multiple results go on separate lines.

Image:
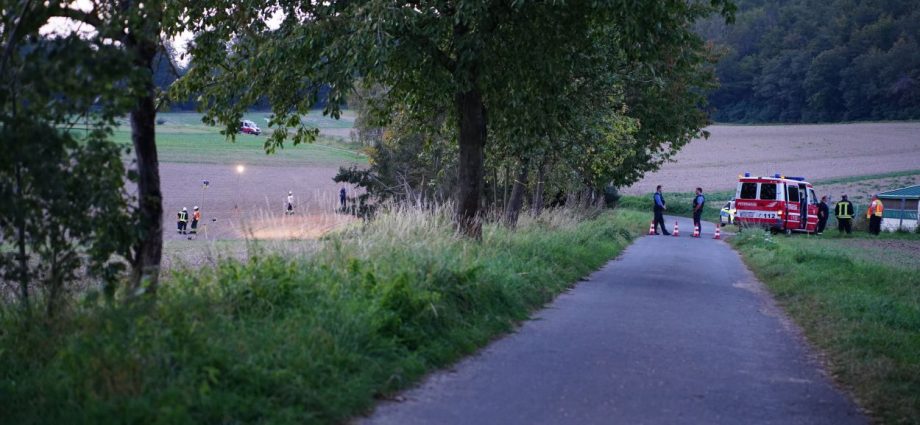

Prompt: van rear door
xmin=786 ymin=184 xmax=801 ymax=229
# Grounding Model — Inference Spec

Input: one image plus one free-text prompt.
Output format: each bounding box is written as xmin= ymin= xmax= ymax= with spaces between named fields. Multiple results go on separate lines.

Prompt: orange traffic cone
xmin=713 ymin=225 xmax=721 ymax=239
xmin=692 ymin=225 xmax=700 ymax=238
xmin=648 ymin=220 xmax=657 ymax=235
xmin=672 ymin=220 xmax=680 ymax=237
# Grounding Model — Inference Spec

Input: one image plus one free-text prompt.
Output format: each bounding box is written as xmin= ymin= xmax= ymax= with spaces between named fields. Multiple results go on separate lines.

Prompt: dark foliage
xmin=702 ymin=0 xmax=920 ymax=122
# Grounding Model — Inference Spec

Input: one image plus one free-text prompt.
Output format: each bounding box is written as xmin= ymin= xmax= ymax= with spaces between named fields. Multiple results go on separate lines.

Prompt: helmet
xmin=182 ymin=207 xmax=187 ymax=211
xmin=194 ymin=206 xmax=199 ymax=210
xmin=288 ymin=191 xmax=293 ymax=195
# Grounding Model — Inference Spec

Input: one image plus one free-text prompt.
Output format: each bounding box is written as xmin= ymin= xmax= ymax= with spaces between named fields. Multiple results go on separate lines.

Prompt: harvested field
xmin=625 ymin=122 xmax=920 ymax=194
xmin=153 ymin=162 xmax=358 ymax=241
xmin=818 ymin=173 xmax=920 ymax=204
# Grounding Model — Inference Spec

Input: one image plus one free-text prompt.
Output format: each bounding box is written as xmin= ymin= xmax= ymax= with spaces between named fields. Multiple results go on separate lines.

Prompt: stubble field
xmin=625 ymin=122 xmax=920 ymax=194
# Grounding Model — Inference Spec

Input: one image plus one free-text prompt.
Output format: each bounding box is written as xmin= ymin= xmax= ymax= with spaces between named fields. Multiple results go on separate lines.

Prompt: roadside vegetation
xmin=731 ymin=230 xmax=920 ymax=424
xmin=0 ymin=207 xmax=647 ymax=424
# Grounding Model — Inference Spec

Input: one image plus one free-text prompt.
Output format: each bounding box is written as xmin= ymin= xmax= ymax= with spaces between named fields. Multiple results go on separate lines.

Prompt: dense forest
xmin=701 ymin=0 xmax=920 ymax=123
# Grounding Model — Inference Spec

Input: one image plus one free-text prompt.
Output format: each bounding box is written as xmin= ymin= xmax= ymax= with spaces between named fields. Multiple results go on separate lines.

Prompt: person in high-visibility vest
xmin=866 ymin=194 xmax=884 ymax=235
xmin=177 ymin=207 xmax=189 ymax=234
xmin=190 ymin=206 xmax=201 ymax=234
xmin=834 ymin=195 xmax=854 ymax=234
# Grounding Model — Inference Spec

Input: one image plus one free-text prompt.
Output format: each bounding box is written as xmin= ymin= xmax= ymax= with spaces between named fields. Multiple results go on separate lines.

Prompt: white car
xmin=720 ymin=201 xmax=736 ymax=227
xmin=240 ymin=119 xmax=262 ymax=135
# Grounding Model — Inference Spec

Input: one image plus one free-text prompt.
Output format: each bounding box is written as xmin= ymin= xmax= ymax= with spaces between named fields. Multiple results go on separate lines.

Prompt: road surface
xmin=359 ymin=216 xmax=866 ymax=425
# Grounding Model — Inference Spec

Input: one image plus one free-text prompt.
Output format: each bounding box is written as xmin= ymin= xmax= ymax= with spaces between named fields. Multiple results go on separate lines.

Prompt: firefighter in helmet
xmin=177 ymin=207 xmax=189 ymax=234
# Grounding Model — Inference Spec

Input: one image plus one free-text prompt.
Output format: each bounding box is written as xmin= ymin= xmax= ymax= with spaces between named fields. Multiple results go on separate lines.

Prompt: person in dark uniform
xmin=177 ymin=207 xmax=189 ymax=234
xmin=835 ymin=194 xmax=854 ymax=234
xmin=692 ymin=187 xmax=705 ymax=233
xmin=339 ymin=187 xmax=347 ymax=209
xmin=652 ymin=185 xmax=670 ymax=235
xmin=817 ymin=196 xmax=829 ymax=234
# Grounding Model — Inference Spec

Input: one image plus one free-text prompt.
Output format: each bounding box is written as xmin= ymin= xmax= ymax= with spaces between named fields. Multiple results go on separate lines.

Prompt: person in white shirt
xmin=285 ymin=191 xmax=295 ymax=215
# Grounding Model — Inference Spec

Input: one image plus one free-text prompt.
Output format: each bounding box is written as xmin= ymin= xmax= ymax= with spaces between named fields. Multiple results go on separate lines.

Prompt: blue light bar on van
xmin=774 ymin=173 xmax=781 ymax=178
xmin=744 ymin=172 xmax=750 ymax=177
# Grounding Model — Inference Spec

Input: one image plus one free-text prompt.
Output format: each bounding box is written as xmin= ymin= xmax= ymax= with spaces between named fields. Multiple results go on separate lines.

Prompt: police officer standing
xmin=817 ymin=196 xmax=830 ymax=234
xmin=652 ymin=185 xmax=670 ymax=235
xmin=692 ymin=187 xmax=705 ymax=234
xmin=835 ymin=194 xmax=854 ymax=234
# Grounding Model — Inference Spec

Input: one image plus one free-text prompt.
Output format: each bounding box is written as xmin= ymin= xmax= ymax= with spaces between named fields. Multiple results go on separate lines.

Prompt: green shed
xmin=878 ymin=185 xmax=920 ymax=232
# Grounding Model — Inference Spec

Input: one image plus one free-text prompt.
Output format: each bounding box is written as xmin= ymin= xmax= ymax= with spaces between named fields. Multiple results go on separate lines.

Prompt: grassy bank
xmin=731 ymin=231 xmax=920 ymax=423
xmin=0 ymin=208 xmax=646 ymax=424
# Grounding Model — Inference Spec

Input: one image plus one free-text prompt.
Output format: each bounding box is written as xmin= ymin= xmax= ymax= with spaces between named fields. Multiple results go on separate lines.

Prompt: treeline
xmin=701 ymin=0 xmax=920 ymax=123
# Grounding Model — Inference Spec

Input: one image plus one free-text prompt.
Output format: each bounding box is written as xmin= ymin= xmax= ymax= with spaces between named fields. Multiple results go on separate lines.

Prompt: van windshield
xmin=760 ymin=184 xmax=777 ymax=200
xmin=739 ymin=183 xmax=757 ymax=199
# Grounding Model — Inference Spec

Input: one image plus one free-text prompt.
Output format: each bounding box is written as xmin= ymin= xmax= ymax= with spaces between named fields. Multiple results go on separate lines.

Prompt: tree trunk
xmin=504 ymin=162 xmax=529 ymax=228
xmin=14 ymin=163 xmax=29 ymax=311
xmin=455 ymin=88 xmax=487 ymax=238
xmin=503 ymin=164 xmax=509 ymax=212
xmin=127 ymin=35 xmax=163 ymax=296
xmin=492 ymin=167 xmax=498 ymax=214
xmin=531 ymin=161 xmax=547 ymax=217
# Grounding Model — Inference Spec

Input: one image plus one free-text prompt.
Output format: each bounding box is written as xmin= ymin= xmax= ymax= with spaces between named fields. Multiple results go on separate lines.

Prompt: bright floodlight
xmin=236 ymin=164 xmax=245 ymax=174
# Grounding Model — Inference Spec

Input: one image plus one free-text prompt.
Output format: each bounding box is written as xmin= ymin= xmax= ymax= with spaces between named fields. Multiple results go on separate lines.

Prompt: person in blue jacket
xmin=653 ymin=185 xmax=670 ymax=235
xmin=692 ymin=187 xmax=705 ymax=233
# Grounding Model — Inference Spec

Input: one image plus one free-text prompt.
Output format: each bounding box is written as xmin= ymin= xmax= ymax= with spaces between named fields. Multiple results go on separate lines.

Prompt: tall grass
xmin=732 ymin=231 xmax=920 ymax=424
xmin=0 ymin=207 xmax=646 ymax=424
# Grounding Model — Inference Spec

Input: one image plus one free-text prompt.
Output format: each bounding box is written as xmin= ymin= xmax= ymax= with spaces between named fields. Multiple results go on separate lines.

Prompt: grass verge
xmin=730 ymin=230 xmax=920 ymax=423
xmin=0 ymin=207 xmax=646 ymax=424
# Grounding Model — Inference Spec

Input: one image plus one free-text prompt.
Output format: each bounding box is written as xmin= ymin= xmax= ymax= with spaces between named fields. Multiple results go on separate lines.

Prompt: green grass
xmin=731 ymin=231 xmax=920 ymax=424
xmin=0 ymin=207 xmax=647 ymax=424
xmin=70 ymin=111 xmax=366 ymax=166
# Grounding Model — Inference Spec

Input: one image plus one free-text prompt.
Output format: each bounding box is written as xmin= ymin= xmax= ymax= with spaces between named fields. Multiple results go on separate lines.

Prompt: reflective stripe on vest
xmin=836 ymin=202 xmax=852 ymax=219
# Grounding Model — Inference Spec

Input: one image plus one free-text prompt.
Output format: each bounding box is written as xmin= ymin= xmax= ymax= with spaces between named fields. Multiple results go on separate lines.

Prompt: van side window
xmin=808 ymin=189 xmax=817 ymax=205
xmin=788 ymin=186 xmax=800 ymax=202
xmin=760 ymin=184 xmax=777 ymax=200
xmin=740 ymin=183 xmax=757 ymax=199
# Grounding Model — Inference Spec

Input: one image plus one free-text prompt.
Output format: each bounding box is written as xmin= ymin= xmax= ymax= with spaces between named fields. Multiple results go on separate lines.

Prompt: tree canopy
xmin=701 ymin=0 xmax=920 ymax=122
xmin=178 ymin=0 xmax=734 ymax=236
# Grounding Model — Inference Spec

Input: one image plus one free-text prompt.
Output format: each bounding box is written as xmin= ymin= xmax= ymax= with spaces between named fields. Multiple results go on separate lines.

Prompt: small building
xmin=878 ymin=185 xmax=920 ymax=232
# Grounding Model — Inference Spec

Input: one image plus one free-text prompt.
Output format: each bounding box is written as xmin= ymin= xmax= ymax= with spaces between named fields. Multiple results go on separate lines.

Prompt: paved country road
xmin=358 ymin=216 xmax=867 ymax=425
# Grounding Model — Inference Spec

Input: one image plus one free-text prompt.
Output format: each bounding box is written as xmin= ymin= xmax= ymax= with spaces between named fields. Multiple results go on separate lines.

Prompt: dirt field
xmin=625 ymin=122 xmax=920 ymax=194
xmin=155 ymin=162 xmax=357 ymax=241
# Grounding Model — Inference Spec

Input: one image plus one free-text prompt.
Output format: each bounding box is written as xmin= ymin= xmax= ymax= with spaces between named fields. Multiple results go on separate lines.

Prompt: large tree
xmin=0 ymin=0 xmax=185 ymax=296
xmin=178 ymin=0 xmax=734 ymax=237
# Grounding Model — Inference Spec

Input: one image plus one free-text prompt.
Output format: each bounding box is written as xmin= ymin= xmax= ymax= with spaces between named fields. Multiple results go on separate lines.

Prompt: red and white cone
xmin=713 ymin=225 xmax=721 ymax=239
xmin=648 ymin=220 xmax=657 ymax=235
xmin=692 ymin=225 xmax=700 ymax=238
xmin=672 ymin=220 xmax=680 ymax=237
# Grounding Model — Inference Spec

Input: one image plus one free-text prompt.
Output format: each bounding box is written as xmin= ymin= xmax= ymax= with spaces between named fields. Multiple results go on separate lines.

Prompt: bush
xmin=0 ymin=207 xmax=647 ymax=424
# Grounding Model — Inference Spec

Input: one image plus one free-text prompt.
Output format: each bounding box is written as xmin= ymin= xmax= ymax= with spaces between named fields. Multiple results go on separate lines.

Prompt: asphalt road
xmin=359 ymin=215 xmax=867 ymax=425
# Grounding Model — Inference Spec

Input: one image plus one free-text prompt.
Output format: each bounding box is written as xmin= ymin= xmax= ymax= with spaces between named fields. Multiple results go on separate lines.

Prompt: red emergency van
xmin=733 ymin=173 xmax=819 ymax=234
